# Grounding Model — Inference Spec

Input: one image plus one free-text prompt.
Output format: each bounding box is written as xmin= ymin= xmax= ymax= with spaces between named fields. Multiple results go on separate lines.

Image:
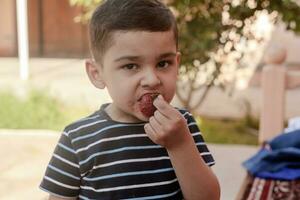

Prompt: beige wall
xmin=0 ymin=0 xmax=16 ymax=56
xmin=270 ymin=24 xmax=300 ymax=64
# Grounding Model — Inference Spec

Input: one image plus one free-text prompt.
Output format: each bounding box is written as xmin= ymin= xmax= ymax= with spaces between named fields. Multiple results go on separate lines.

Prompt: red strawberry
xmin=139 ymin=93 xmax=159 ymax=117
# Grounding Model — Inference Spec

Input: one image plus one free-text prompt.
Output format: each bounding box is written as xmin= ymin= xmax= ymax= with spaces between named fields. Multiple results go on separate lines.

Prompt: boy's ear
xmin=85 ymin=59 xmax=106 ymax=89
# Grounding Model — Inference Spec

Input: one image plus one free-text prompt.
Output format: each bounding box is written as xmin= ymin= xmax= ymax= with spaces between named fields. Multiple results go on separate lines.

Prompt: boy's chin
xmin=123 ymin=112 xmax=149 ymax=123
xmin=133 ymin=113 xmax=150 ymax=122
xmin=139 ymin=115 xmax=151 ymax=122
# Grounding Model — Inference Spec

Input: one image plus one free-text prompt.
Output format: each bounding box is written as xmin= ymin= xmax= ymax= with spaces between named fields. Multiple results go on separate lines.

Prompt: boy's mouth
xmin=138 ymin=93 xmax=159 ymax=118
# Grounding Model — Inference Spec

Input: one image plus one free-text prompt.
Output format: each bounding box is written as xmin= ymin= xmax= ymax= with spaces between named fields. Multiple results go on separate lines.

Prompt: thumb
xmin=153 ymin=95 xmax=170 ymax=113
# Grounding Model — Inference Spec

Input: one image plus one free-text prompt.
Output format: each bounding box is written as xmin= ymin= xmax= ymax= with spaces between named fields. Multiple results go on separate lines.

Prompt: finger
xmin=153 ymin=110 xmax=169 ymax=125
xmin=149 ymin=116 xmax=163 ymax=134
xmin=144 ymin=123 xmax=157 ymax=141
xmin=153 ymin=95 xmax=178 ymax=118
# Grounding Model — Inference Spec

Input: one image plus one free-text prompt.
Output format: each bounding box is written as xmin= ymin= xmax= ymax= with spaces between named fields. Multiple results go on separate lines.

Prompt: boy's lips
xmin=137 ymin=92 xmax=160 ymax=101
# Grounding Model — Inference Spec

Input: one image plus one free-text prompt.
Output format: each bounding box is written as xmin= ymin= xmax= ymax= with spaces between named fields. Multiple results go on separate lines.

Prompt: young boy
xmin=40 ymin=0 xmax=220 ymax=199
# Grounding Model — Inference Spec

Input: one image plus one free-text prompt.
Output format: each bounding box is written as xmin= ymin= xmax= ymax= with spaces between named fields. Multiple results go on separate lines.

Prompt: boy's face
xmin=87 ymin=30 xmax=180 ymax=122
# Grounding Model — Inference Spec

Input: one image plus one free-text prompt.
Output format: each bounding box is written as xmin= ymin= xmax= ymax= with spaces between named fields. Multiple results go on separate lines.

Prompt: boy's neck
xmin=105 ymin=103 xmax=145 ymax=123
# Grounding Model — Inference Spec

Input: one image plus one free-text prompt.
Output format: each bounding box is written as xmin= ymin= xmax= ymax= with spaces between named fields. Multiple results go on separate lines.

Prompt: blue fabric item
xmin=255 ymin=167 xmax=300 ymax=180
xmin=269 ymin=129 xmax=300 ymax=149
xmin=243 ymin=147 xmax=300 ymax=174
xmin=242 ymin=130 xmax=300 ymax=180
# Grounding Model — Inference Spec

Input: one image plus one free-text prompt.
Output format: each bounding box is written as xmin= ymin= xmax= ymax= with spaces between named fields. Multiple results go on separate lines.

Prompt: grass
xmin=0 ymin=90 xmax=89 ymax=130
xmin=0 ymin=90 xmax=258 ymax=145
xmin=197 ymin=117 xmax=258 ymax=145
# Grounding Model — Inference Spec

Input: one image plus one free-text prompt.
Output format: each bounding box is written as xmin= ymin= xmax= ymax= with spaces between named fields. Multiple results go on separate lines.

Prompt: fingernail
xmin=158 ymin=95 xmax=163 ymax=100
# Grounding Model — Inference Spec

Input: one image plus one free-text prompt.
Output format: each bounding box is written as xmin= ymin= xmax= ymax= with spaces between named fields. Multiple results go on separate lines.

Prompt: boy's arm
xmin=166 ymin=136 xmax=220 ymax=200
xmin=144 ymin=95 xmax=220 ymax=200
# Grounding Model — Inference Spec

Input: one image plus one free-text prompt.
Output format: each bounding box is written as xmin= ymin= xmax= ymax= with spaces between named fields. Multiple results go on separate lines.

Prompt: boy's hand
xmin=144 ymin=95 xmax=192 ymax=149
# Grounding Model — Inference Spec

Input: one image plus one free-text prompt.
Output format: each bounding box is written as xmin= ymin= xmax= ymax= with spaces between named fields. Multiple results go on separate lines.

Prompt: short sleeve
xmin=40 ymin=131 xmax=81 ymax=198
xmin=182 ymin=110 xmax=215 ymax=167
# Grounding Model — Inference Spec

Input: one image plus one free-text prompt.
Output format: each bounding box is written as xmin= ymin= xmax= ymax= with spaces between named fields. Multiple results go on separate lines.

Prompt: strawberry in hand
xmin=144 ymin=94 xmax=192 ymax=149
xmin=138 ymin=93 xmax=159 ymax=118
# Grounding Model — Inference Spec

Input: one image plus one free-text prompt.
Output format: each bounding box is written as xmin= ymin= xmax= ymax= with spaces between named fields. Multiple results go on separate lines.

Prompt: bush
xmin=196 ymin=116 xmax=258 ymax=145
xmin=0 ymin=90 xmax=88 ymax=130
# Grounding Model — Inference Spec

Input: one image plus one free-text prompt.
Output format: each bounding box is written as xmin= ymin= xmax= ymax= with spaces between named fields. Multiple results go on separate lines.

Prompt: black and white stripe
xmin=40 ymin=105 xmax=215 ymax=199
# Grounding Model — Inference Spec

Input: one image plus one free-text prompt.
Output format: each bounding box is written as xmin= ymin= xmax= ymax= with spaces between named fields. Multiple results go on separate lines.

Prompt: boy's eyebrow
xmin=114 ymin=52 xmax=177 ymax=62
xmin=114 ymin=56 xmax=140 ymax=62
xmin=157 ymin=52 xmax=177 ymax=59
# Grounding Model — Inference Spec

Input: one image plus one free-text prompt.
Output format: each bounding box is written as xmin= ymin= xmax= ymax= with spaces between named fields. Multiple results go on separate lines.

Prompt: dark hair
xmin=89 ymin=0 xmax=178 ymax=63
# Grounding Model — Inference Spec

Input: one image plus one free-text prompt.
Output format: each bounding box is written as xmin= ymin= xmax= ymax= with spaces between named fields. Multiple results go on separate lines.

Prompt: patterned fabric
xmin=40 ymin=104 xmax=214 ymax=199
xmin=241 ymin=176 xmax=300 ymax=200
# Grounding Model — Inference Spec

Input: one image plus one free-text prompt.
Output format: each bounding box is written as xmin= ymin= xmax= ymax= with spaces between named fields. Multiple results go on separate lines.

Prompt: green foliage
xmin=241 ymin=113 xmax=260 ymax=131
xmin=69 ymin=0 xmax=102 ymax=23
xmin=196 ymin=116 xmax=258 ymax=145
xmin=0 ymin=91 xmax=89 ymax=130
xmin=229 ymin=0 xmax=300 ymax=32
xmin=170 ymin=0 xmax=300 ymax=69
xmin=170 ymin=0 xmax=224 ymax=65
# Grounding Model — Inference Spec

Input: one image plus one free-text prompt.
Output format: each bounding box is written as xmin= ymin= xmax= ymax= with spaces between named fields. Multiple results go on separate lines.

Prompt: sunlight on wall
xmin=234 ymin=11 xmax=275 ymax=90
xmin=253 ymin=11 xmax=273 ymax=38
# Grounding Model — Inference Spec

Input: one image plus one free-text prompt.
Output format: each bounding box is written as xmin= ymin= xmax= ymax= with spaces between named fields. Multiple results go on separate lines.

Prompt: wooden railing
xmin=259 ymin=45 xmax=300 ymax=143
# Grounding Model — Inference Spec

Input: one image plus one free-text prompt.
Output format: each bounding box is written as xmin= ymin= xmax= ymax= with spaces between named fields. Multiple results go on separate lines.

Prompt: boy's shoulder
xmin=176 ymin=107 xmax=193 ymax=120
xmin=176 ymin=107 xmax=189 ymax=115
xmin=63 ymin=109 xmax=109 ymax=140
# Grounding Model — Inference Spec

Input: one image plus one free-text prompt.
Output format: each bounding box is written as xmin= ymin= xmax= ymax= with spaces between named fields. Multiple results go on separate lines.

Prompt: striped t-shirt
xmin=40 ymin=104 xmax=215 ymax=199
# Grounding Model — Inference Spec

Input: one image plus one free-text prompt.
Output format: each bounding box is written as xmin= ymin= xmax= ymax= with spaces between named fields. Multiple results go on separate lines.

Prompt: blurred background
xmin=1 ymin=0 xmax=300 ymax=199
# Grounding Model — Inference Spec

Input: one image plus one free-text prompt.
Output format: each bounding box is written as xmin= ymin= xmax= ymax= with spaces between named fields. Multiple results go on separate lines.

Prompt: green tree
xmin=70 ymin=0 xmax=300 ymax=112
xmin=69 ymin=0 xmax=102 ymax=23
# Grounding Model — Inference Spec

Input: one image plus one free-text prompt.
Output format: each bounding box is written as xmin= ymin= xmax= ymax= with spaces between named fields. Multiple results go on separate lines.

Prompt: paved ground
xmin=0 ymin=130 xmax=58 ymax=200
xmin=0 ymin=130 xmax=257 ymax=200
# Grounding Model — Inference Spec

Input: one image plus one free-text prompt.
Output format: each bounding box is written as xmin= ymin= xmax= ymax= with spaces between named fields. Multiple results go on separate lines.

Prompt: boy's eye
xmin=122 ymin=64 xmax=138 ymax=70
xmin=157 ymin=61 xmax=170 ymax=69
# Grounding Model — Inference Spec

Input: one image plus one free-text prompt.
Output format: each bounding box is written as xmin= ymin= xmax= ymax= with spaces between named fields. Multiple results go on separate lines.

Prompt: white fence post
xmin=16 ymin=0 xmax=29 ymax=80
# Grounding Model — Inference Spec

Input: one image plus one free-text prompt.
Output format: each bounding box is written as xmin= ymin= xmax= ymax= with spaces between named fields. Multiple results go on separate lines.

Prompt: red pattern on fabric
xmin=241 ymin=176 xmax=300 ymax=200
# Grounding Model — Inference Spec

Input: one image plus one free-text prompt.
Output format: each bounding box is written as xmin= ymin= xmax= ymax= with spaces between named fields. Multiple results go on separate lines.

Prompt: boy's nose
xmin=140 ymin=69 xmax=161 ymax=88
